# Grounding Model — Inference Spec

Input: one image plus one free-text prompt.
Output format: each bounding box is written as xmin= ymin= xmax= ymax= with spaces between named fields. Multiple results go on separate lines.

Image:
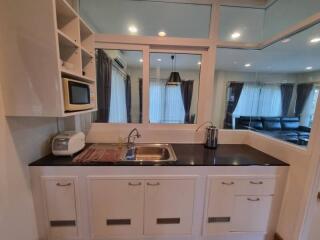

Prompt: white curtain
xmin=232 ymin=83 xmax=282 ymax=128
xmin=300 ymin=87 xmax=318 ymax=127
xmin=149 ymin=79 xmax=185 ymax=123
xmin=149 ymin=80 xmax=166 ymax=123
xmin=109 ymin=66 xmax=127 ymax=123
xmin=257 ymin=84 xmax=282 ymax=116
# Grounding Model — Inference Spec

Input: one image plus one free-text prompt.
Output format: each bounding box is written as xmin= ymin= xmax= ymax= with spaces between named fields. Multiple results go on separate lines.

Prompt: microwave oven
xmin=63 ymin=78 xmax=95 ymax=112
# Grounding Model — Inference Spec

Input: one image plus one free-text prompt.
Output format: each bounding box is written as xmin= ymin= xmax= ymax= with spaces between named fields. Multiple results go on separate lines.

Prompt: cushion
xmin=262 ymin=117 xmax=282 ymax=130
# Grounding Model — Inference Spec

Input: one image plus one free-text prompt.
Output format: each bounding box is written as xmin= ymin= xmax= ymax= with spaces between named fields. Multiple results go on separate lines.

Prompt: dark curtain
xmin=224 ymin=82 xmax=244 ymax=128
xmin=295 ymin=83 xmax=313 ymax=116
xmin=96 ymin=49 xmax=112 ymax=122
xmin=280 ymin=83 xmax=294 ymax=116
xmin=139 ymin=78 xmax=143 ymax=123
xmin=125 ymin=75 xmax=132 ymax=123
xmin=180 ymin=80 xmax=194 ymax=123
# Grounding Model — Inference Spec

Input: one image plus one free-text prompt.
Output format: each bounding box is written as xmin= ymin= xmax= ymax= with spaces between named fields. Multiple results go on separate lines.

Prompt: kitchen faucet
xmin=126 ymin=128 xmax=141 ymax=160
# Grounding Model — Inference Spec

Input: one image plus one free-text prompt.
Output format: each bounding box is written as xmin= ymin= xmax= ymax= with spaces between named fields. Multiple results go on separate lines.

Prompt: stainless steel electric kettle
xmin=196 ymin=121 xmax=218 ymax=149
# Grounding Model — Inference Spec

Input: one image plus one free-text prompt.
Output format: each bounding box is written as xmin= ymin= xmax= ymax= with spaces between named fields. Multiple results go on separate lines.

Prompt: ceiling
xmin=216 ymin=23 xmax=320 ymax=74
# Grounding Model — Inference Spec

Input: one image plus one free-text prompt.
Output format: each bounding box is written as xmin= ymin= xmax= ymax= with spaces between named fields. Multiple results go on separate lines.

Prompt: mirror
xmin=149 ymin=53 xmax=201 ymax=124
xmin=213 ymin=23 xmax=320 ymax=146
xmin=94 ymin=49 xmax=143 ymax=123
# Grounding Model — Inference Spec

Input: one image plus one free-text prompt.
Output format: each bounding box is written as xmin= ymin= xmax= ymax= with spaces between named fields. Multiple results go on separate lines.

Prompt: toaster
xmin=52 ymin=131 xmax=85 ymax=156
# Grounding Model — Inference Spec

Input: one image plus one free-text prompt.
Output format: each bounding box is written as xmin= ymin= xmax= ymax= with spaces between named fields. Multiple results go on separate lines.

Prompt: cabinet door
xmin=43 ymin=177 xmax=78 ymax=239
xmin=231 ymin=196 xmax=273 ymax=232
xmin=144 ymin=179 xmax=195 ymax=235
xmin=89 ymin=179 xmax=144 ymax=237
xmin=206 ymin=177 xmax=236 ymax=234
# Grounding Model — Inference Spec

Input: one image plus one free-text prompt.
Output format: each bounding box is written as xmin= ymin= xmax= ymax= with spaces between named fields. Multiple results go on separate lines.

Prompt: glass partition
xmin=214 ymin=23 xmax=320 ymax=146
xmin=80 ymin=0 xmax=212 ymax=38
xmin=149 ymin=53 xmax=201 ymax=124
xmin=94 ymin=49 xmax=143 ymax=123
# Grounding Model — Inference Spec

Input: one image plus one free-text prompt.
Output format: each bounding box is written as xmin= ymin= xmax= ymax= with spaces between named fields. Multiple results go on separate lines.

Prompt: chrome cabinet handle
xmin=147 ymin=182 xmax=160 ymax=186
xmin=250 ymin=181 xmax=263 ymax=185
xmin=247 ymin=197 xmax=260 ymax=202
xmin=128 ymin=182 xmax=142 ymax=186
xmin=56 ymin=182 xmax=72 ymax=187
xmin=222 ymin=181 xmax=234 ymax=185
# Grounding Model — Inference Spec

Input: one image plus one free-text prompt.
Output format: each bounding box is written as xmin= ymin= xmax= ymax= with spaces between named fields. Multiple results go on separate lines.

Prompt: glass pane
xmin=79 ymin=0 xmax=211 ymax=38
xmin=149 ymin=53 xmax=201 ymax=124
xmin=219 ymin=6 xmax=264 ymax=42
xmin=94 ymin=49 xmax=143 ymax=123
xmin=214 ymin=23 xmax=320 ymax=147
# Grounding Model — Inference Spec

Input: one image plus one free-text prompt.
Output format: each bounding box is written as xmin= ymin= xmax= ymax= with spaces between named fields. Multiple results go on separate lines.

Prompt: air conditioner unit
xmin=104 ymin=50 xmax=127 ymax=70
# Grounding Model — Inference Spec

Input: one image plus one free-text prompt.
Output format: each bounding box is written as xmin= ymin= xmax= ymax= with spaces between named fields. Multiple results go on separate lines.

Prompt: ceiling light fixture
xmin=167 ymin=55 xmax=181 ymax=86
xmin=139 ymin=58 xmax=143 ymax=63
xmin=306 ymin=66 xmax=313 ymax=70
xmin=158 ymin=31 xmax=167 ymax=37
xmin=128 ymin=25 xmax=138 ymax=34
xmin=281 ymin=38 xmax=291 ymax=43
xmin=244 ymin=63 xmax=252 ymax=68
xmin=310 ymin=38 xmax=320 ymax=44
xmin=231 ymin=32 xmax=241 ymax=40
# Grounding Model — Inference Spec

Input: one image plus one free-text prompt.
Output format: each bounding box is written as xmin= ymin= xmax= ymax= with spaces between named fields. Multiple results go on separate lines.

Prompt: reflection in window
xmin=149 ymin=53 xmax=201 ymax=124
xmin=95 ymin=49 xmax=142 ymax=123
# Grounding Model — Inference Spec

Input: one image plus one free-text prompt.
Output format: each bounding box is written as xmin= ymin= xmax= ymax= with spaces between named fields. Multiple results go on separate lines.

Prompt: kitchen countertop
xmin=29 ymin=144 xmax=289 ymax=167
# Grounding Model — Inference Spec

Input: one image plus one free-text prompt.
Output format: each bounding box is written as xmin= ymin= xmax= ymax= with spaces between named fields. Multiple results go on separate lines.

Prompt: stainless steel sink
xmin=121 ymin=144 xmax=177 ymax=162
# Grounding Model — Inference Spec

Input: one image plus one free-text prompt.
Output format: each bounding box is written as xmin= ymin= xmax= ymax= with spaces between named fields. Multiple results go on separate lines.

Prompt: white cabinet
xmin=42 ymin=177 xmax=78 ymax=239
xmin=231 ymin=196 xmax=273 ymax=232
xmin=144 ymin=179 xmax=195 ymax=235
xmin=206 ymin=176 xmax=276 ymax=235
xmin=88 ymin=177 xmax=195 ymax=237
xmin=89 ymin=179 xmax=144 ymax=237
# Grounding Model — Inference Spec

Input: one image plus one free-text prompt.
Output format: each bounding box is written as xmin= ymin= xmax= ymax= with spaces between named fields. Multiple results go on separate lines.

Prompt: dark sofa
xmin=235 ymin=116 xmax=311 ymax=145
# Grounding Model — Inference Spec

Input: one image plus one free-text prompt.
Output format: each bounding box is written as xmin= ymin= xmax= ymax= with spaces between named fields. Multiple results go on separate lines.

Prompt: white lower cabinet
xmin=144 ymin=179 xmax=195 ymax=235
xmin=206 ymin=176 xmax=276 ymax=235
xmin=42 ymin=177 xmax=78 ymax=239
xmin=88 ymin=177 xmax=195 ymax=238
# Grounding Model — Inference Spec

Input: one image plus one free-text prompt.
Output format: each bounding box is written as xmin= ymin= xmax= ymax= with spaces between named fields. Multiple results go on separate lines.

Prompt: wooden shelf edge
xmin=57 ymin=29 xmax=80 ymax=48
xmin=63 ymin=108 xmax=97 ymax=117
xmin=61 ymin=69 xmax=95 ymax=83
xmin=80 ymin=18 xmax=94 ymax=35
xmin=81 ymin=47 xmax=94 ymax=58
xmin=56 ymin=0 xmax=79 ymax=19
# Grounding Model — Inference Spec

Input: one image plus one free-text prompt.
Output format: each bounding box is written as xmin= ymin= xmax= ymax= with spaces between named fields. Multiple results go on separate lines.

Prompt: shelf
xmin=80 ymin=18 xmax=94 ymax=40
xmin=63 ymin=108 xmax=97 ymax=117
xmin=61 ymin=69 xmax=95 ymax=83
xmin=81 ymin=47 xmax=94 ymax=58
xmin=58 ymin=30 xmax=79 ymax=48
xmin=56 ymin=0 xmax=78 ymax=20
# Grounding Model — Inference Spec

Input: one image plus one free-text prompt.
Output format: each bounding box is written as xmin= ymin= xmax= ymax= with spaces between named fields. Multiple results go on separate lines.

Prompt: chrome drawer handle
xmin=147 ymin=182 xmax=160 ymax=186
xmin=250 ymin=181 xmax=263 ymax=185
xmin=247 ymin=197 xmax=260 ymax=202
xmin=128 ymin=182 xmax=142 ymax=186
xmin=222 ymin=181 xmax=234 ymax=185
xmin=56 ymin=182 xmax=72 ymax=187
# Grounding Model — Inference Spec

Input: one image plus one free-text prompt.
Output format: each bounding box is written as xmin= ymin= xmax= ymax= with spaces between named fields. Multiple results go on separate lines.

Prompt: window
xmin=149 ymin=53 xmax=201 ymax=124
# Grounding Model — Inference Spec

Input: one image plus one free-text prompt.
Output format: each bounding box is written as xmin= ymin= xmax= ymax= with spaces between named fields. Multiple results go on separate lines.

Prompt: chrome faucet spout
xmin=126 ymin=128 xmax=142 ymax=160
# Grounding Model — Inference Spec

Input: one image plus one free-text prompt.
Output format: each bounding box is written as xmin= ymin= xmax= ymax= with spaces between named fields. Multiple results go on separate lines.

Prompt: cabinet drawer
xmin=89 ymin=179 xmax=144 ymax=237
xmin=231 ymin=196 xmax=273 ymax=232
xmin=42 ymin=177 xmax=78 ymax=239
xmin=236 ymin=178 xmax=276 ymax=195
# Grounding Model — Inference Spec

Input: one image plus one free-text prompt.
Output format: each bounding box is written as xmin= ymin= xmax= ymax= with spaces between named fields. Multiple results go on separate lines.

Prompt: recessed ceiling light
xmin=158 ymin=31 xmax=167 ymax=37
xmin=197 ymin=61 xmax=201 ymax=65
xmin=231 ymin=32 xmax=241 ymax=40
xmin=139 ymin=58 xmax=143 ymax=63
xmin=281 ymin=38 xmax=291 ymax=43
xmin=156 ymin=58 xmax=162 ymax=62
xmin=306 ymin=66 xmax=313 ymax=70
xmin=310 ymin=38 xmax=320 ymax=44
xmin=244 ymin=63 xmax=252 ymax=68
xmin=128 ymin=25 xmax=138 ymax=34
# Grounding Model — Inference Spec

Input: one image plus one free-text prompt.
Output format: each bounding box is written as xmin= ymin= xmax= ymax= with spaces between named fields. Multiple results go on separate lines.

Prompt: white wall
xmin=0 ymin=2 xmax=59 ymax=239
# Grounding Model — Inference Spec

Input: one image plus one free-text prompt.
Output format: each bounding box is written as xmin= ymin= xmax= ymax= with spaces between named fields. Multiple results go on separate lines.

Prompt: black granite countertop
xmin=29 ymin=144 xmax=289 ymax=167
